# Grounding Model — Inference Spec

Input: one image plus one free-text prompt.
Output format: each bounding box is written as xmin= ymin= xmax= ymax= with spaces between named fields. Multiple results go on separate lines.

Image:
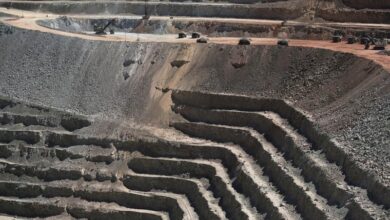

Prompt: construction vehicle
xmin=373 ymin=38 xmax=388 ymax=50
xmin=238 ymin=37 xmax=251 ymax=45
xmin=196 ymin=37 xmax=208 ymax=43
xmin=360 ymin=36 xmax=370 ymax=45
xmin=347 ymin=35 xmax=357 ymax=44
xmin=373 ymin=31 xmax=388 ymax=50
xmin=178 ymin=32 xmax=187 ymax=38
xmin=192 ymin=32 xmax=201 ymax=39
xmin=332 ymin=30 xmax=343 ymax=43
xmin=332 ymin=35 xmax=342 ymax=43
xmin=277 ymin=39 xmax=289 ymax=46
xmin=94 ymin=19 xmax=117 ymax=35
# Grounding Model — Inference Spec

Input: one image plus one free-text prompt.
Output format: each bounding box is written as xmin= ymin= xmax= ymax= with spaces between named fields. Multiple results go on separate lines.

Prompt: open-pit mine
xmin=0 ymin=0 xmax=389 ymax=219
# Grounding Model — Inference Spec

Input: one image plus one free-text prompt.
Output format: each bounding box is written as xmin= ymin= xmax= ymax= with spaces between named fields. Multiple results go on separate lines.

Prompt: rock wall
xmin=0 ymin=27 xmax=389 ymax=190
xmin=0 ymin=1 xmax=304 ymax=20
xmin=342 ymin=0 xmax=390 ymax=9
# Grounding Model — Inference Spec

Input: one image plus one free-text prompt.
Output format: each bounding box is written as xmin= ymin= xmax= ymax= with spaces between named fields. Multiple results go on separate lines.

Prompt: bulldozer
xmin=94 ymin=19 xmax=117 ymax=35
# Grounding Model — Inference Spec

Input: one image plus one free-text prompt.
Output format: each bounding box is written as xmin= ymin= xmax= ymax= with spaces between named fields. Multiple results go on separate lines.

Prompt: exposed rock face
xmin=342 ymin=0 xmax=390 ymax=9
xmin=0 ymin=89 xmax=388 ymax=219
xmin=2 ymin=0 xmax=390 ymax=23
xmin=0 ymin=24 xmax=389 ymax=219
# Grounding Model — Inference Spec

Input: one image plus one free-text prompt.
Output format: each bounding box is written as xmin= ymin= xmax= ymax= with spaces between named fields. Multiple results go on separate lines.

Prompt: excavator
xmin=94 ymin=19 xmax=117 ymax=35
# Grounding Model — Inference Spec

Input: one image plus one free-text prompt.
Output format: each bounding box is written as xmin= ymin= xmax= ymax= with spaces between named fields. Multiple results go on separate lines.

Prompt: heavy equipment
xmin=239 ymin=37 xmax=251 ymax=45
xmin=277 ymin=39 xmax=289 ymax=46
xmin=347 ymin=35 xmax=357 ymax=44
xmin=196 ymin=37 xmax=208 ymax=43
xmin=360 ymin=36 xmax=370 ymax=45
xmin=332 ymin=30 xmax=343 ymax=43
xmin=373 ymin=31 xmax=388 ymax=50
xmin=373 ymin=38 xmax=388 ymax=50
xmin=192 ymin=32 xmax=201 ymax=39
xmin=94 ymin=19 xmax=117 ymax=35
xmin=178 ymin=32 xmax=187 ymax=38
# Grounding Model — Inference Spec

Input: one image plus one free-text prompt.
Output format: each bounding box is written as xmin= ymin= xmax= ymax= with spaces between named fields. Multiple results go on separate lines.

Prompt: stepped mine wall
xmin=0 ymin=28 xmax=389 ymax=186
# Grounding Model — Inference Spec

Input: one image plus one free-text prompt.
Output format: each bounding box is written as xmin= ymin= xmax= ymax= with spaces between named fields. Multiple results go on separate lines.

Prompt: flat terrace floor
xmin=1 ymin=7 xmax=390 ymax=72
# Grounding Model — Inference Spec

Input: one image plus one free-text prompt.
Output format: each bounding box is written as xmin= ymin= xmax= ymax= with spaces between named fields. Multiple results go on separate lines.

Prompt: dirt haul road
xmin=1 ymin=8 xmax=390 ymax=72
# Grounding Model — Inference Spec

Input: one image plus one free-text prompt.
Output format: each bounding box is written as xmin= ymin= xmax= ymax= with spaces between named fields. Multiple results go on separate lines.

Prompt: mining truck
xmin=347 ymin=35 xmax=357 ymax=44
xmin=360 ymin=36 xmax=370 ymax=45
xmin=277 ymin=39 xmax=289 ymax=46
xmin=373 ymin=38 xmax=388 ymax=50
xmin=239 ymin=37 xmax=251 ymax=45
xmin=373 ymin=31 xmax=388 ymax=50
xmin=178 ymin=32 xmax=187 ymax=38
xmin=332 ymin=30 xmax=343 ymax=43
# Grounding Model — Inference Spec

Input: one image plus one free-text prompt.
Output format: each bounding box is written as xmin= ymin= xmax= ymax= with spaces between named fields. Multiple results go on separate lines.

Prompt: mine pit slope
xmin=1 ymin=0 xmax=390 ymax=23
xmin=170 ymin=90 xmax=390 ymax=219
xmin=0 ymin=23 xmax=389 ymax=220
xmin=0 ymin=90 xmax=389 ymax=219
xmin=35 ymin=15 xmax=390 ymax=41
xmin=1 ymin=8 xmax=389 ymax=72
xmin=0 ymin=1 xmax=389 ymax=218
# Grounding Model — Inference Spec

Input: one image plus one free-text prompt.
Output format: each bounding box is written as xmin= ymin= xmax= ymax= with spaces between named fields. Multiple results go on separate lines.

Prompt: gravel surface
xmin=0 ymin=28 xmax=388 ymax=187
